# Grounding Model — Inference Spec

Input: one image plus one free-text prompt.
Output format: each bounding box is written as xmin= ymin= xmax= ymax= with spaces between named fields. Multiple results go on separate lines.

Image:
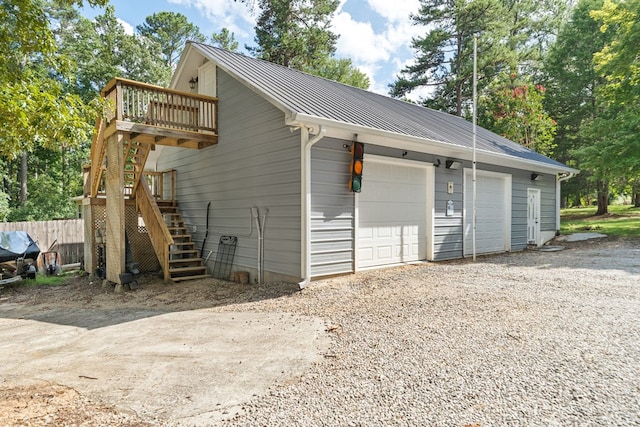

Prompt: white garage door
xmin=464 ymin=170 xmax=511 ymax=256
xmin=357 ymin=158 xmax=427 ymax=268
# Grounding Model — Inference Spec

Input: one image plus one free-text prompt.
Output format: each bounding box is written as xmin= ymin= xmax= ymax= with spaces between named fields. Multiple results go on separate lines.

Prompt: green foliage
xmin=4 ymin=145 xmax=84 ymax=221
xmin=591 ymin=0 xmax=640 ymax=106
xmin=390 ymin=0 xmax=512 ymax=115
xmin=0 ymin=0 xmax=108 ymax=160
xmin=137 ymin=11 xmax=206 ymax=69
xmin=211 ymin=28 xmax=240 ymax=52
xmin=304 ymin=58 xmax=370 ymax=90
xmin=391 ymin=0 xmax=567 ymax=117
xmin=248 ymin=0 xmax=339 ymax=70
xmin=0 ymin=0 xmax=107 ymax=80
xmin=0 ymin=190 xmax=9 ymax=221
xmin=0 ymin=69 xmax=101 ymax=159
xmin=575 ymin=107 xmax=640 ymax=180
xmin=542 ymin=0 xmax=613 ymax=209
xmin=479 ymin=76 xmax=557 ymax=156
xmin=546 ymin=0 xmax=640 ymax=213
xmin=247 ymin=0 xmax=367 ymax=87
xmin=584 ymin=0 xmax=640 ymax=182
xmin=52 ymin=5 xmax=171 ymax=99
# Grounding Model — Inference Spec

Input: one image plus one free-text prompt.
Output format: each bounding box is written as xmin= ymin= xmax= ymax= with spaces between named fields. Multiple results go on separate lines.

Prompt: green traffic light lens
xmin=352 ymin=177 xmax=361 ymax=192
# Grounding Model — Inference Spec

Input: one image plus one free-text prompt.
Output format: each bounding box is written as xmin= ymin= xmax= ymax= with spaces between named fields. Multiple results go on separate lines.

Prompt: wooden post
xmin=82 ymin=198 xmax=94 ymax=275
xmin=105 ymin=133 xmax=126 ymax=284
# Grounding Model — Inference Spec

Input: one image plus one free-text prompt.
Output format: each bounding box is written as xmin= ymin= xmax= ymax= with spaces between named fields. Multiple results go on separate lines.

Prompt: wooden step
xmin=169 ymin=249 xmax=199 ymax=257
xmin=171 ymin=274 xmax=210 ymax=282
xmin=168 ymin=228 xmax=187 ymax=235
xmin=169 ymin=257 xmax=203 ymax=265
xmin=171 ymin=241 xmax=195 ymax=248
xmin=169 ymin=266 xmax=208 ymax=276
xmin=170 ymin=234 xmax=192 ymax=241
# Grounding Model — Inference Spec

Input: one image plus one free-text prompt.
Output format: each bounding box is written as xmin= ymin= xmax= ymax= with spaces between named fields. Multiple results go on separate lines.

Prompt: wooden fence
xmin=0 ymin=219 xmax=84 ymax=265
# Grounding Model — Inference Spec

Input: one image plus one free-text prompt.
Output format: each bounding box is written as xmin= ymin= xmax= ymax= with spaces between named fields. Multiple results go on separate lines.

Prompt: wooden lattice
xmin=89 ymin=202 xmax=160 ymax=274
xmin=125 ymin=206 xmax=160 ymax=273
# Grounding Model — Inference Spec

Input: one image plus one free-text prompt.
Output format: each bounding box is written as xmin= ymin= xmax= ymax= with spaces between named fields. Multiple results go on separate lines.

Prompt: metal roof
xmin=190 ymin=42 xmax=574 ymax=173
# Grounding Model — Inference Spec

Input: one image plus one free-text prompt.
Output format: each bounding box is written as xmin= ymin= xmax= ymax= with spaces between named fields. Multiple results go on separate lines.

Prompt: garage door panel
xmin=358 ymin=159 xmax=427 ymax=268
xmin=464 ymin=171 xmax=510 ymax=256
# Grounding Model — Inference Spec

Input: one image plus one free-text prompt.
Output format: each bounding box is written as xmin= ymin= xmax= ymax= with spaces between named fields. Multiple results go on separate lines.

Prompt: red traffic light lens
xmin=353 ymin=143 xmax=364 ymax=158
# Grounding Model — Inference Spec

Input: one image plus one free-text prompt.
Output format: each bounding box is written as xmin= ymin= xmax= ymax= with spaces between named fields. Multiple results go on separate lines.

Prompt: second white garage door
xmin=463 ymin=170 xmax=511 ymax=256
xmin=357 ymin=157 xmax=428 ymax=269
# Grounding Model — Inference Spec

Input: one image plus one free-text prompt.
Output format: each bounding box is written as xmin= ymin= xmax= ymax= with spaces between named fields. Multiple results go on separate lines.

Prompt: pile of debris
xmin=0 ymin=231 xmax=40 ymax=286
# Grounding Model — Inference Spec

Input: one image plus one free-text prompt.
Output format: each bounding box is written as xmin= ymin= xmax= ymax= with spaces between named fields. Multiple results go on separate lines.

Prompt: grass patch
xmin=4 ymin=270 xmax=83 ymax=288
xmin=561 ymin=205 xmax=640 ymax=237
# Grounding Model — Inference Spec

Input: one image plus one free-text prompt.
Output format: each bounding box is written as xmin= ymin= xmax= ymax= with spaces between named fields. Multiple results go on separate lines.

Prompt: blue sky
xmin=81 ymin=0 xmax=428 ymax=98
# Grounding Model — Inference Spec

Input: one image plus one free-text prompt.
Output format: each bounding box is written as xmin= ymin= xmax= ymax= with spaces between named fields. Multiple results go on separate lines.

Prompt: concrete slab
xmin=556 ymin=232 xmax=607 ymax=242
xmin=0 ymin=307 xmax=330 ymax=425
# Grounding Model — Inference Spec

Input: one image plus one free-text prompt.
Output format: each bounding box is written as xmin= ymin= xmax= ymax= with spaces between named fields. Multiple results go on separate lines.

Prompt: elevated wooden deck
xmin=85 ymin=78 xmax=218 ymax=285
xmin=101 ymin=77 xmax=218 ymax=148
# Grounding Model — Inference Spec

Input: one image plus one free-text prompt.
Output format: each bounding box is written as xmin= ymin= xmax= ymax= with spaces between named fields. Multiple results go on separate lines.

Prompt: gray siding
xmin=158 ymin=69 xmax=302 ymax=280
xmin=310 ymin=138 xmax=354 ymax=276
xmin=454 ymin=163 xmax=557 ymax=252
xmin=511 ymin=170 xmax=557 ymax=248
xmin=434 ymin=167 xmax=464 ymax=260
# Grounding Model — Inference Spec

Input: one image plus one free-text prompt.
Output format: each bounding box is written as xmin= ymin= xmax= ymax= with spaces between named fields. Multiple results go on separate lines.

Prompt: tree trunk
xmin=595 ymin=181 xmax=608 ymax=215
xmin=19 ymin=151 xmax=27 ymax=206
xmin=634 ymin=191 xmax=640 ymax=208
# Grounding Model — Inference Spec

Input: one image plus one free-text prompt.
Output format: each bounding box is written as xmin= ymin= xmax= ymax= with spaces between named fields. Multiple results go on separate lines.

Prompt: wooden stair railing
xmin=89 ymin=116 xmax=106 ymax=197
xmin=156 ymin=202 xmax=209 ymax=282
xmin=135 ymin=178 xmax=174 ymax=281
xmin=135 ymin=178 xmax=208 ymax=282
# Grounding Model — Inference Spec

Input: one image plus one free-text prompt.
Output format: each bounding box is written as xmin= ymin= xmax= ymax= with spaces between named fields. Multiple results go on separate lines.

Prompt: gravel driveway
xmin=1 ymin=237 xmax=639 ymax=426
xmin=224 ymin=237 xmax=640 ymax=426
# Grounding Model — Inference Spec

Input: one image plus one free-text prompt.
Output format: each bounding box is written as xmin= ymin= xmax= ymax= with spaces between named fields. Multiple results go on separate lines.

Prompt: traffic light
xmin=349 ymin=142 xmax=364 ymax=192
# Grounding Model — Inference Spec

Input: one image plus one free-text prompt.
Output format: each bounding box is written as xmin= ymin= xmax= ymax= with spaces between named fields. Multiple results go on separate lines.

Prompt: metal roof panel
xmin=191 ymin=42 xmax=574 ymax=172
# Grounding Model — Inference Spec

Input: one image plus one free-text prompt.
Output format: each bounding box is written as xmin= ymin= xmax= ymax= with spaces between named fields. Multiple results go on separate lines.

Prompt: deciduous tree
xmin=479 ymin=77 xmax=557 ymax=156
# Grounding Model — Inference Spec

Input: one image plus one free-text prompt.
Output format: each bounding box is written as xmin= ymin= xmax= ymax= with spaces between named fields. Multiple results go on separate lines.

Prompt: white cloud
xmin=333 ymin=12 xmax=391 ymax=64
xmin=367 ymin=0 xmax=420 ymax=23
xmin=332 ymin=2 xmax=424 ymax=95
xmin=167 ymin=0 xmax=255 ymax=38
xmin=117 ymin=18 xmax=134 ymax=35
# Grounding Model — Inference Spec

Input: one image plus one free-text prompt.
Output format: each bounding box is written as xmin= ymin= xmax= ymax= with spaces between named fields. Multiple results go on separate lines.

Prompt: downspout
xmin=556 ymin=172 xmax=575 ymax=234
xmin=298 ymin=125 xmax=326 ymax=289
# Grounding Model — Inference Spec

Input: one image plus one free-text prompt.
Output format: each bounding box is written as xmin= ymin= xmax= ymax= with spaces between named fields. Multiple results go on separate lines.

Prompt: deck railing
xmin=144 ymin=170 xmax=176 ymax=202
xmin=102 ymin=78 xmax=218 ymax=134
xmin=84 ymin=167 xmax=176 ymax=204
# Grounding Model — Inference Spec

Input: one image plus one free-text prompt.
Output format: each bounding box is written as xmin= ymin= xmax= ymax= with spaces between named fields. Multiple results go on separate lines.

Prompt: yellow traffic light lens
xmin=353 ymin=160 xmax=363 ymax=175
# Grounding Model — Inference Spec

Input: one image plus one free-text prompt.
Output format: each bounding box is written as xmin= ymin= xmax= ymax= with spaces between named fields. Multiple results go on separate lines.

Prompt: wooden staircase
xmin=158 ymin=201 xmax=209 ymax=282
xmin=87 ymin=78 xmax=219 ymax=284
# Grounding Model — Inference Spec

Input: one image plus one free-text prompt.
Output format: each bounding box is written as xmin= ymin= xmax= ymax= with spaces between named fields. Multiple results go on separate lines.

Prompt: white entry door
xmin=357 ymin=157 xmax=428 ymax=269
xmin=527 ymin=188 xmax=541 ymax=245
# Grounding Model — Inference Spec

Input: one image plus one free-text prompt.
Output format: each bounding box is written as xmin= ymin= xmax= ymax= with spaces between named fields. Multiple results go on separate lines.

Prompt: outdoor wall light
xmin=434 ymin=158 xmax=441 ymax=167
xmin=445 ymin=160 xmax=461 ymax=170
xmin=189 ymin=76 xmax=198 ymax=90
xmin=531 ymin=173 xmax=542 ymax=181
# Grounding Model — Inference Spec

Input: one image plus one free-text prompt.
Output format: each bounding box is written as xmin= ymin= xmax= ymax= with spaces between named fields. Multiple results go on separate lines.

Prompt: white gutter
xmin=286 ymin=113 xmax=578 ymax=176
xmin=556 ymin=172 xmax=576 ymax=233
xmin=298 ymin=125 xmax=326 ymax=289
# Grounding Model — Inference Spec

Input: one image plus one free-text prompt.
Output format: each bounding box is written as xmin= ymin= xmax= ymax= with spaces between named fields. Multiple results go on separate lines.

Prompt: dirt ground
xmin=0 ymin=274 xmax=328 ymax=426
